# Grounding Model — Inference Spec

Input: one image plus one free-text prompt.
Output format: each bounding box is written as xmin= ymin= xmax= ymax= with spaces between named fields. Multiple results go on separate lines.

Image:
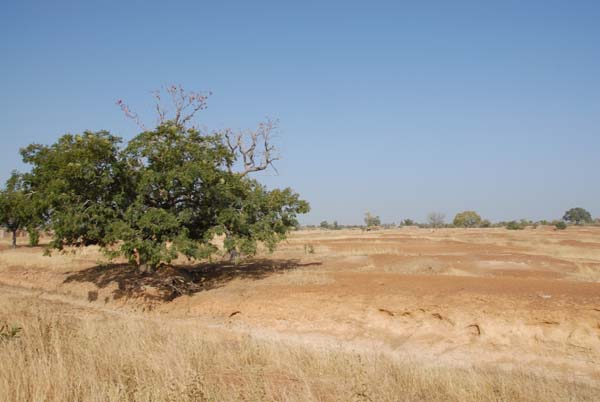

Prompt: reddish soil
xmin=1 ymin=226 xmax=600 ymax=383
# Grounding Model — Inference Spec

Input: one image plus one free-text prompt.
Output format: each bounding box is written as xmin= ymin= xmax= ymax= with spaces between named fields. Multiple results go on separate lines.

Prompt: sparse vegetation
xmin=0 ymin=293 xmax=597 ymax=402
xmin=505 ymin=220 xmax=525 ymax=230
xmin=0 ymin=321 xmax=21 ymax=343
xmin=363 ymin=212 xmax=381 ymax=229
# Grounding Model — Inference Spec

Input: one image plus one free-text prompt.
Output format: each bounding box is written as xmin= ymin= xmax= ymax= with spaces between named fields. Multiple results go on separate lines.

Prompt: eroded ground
xmin=1 ymin=227 xmax=600 ymax=385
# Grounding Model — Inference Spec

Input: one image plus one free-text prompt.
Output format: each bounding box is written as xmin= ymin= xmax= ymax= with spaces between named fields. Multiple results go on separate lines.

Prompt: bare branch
xmin=117 ymin=85 xmax=211 ymax=130
xmin=224 ymin=119 xmax=280 ymax=177
xmin=116 ymin=99 xmax=146 ymax=130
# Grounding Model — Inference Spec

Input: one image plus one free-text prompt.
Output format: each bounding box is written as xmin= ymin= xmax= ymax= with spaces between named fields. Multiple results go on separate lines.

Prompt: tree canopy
xmin=9 ymin=87 xmax=309 ymax=271
xmin=453 ymin=211 xmax=482 ymax=228
xmin=562 ymin=207 xmax=592 ymax=225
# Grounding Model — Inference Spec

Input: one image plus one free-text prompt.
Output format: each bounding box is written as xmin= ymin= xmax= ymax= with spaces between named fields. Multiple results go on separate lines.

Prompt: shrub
xmin=555 ymin=221 xmax=567 ymax=230
xmin=505 ymin=221 xmax=525 ymax=230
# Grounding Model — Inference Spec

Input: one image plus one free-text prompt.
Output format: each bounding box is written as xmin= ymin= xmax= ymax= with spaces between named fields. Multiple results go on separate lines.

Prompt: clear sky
xmin=1 ymin=0 xmax=598 ymax=224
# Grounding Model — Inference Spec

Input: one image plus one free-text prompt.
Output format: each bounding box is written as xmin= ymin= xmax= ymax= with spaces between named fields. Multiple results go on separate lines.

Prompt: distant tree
xmin=320 ymin=221 xmax=330 ymax=229
xmin=562 ymin=208 xmax=592 ymax=225
xmin=427 ymin=212 xmax=445 ymax=228
xmin=480 ymin=219 xmax=492 ymax=228
xmin=453 ymin=211 xmax=482 ymax=228
xmin=0 ymin=172 xmax=44 ymax=248
xmin=401 ymin=218 xmax=414 ymax=226
xmin=332 ymin=221 xmax=340 ymax=230
xmin=364 ymin=212 xmax=381 ymax=229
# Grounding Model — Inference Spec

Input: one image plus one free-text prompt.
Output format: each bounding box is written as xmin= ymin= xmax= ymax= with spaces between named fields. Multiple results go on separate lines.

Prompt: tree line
xmin=311 ymin=208 xmax=596 ymax=231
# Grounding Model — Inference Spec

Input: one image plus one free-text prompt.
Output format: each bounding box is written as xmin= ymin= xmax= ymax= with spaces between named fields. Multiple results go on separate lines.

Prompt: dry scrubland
xmin=1 ymin=226 xmax=600 ymax=401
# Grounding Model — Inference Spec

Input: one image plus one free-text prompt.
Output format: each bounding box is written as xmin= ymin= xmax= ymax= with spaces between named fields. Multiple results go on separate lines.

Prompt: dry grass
xmin=0 ymin=290 xmax=596 ymax=402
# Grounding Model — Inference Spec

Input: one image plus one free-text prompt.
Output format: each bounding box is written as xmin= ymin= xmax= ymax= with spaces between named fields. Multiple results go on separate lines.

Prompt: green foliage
xmin=562 ymin=207 xmax=592 ymax=225
xmin=0 ymin=172 xmax=45 ymax=248
xmin=27 ymin=228 xmax=40 ymax=247
xmin=453 ymin=211 xmax=482 ymax=228
xmin=480 ymin=219 xmax=492 ymax=228
xmin=20 ymin=124 xmax=309 ymax=271
xmin=364 ymin=212 xmax=381 ymax=228
xmin=555 ymin=221 xmax=567 ymax=230
xmin=320 ymin=221 xmax=330 ymax=229
xmin=505 ymin=220 xmax=525 ymax=230
xmin=401 ymin=219 xmax=414 ymax=226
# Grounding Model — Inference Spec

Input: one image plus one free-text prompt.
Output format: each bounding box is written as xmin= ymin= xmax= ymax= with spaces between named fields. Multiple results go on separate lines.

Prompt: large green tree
xmin=562 ymin=207 xmax=592 ymax=225
xmin=20 ymin=89 xmax=309 ymax=272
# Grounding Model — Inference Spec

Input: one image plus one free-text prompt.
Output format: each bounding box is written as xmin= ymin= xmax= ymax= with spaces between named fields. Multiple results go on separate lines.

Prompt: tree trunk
xmin=11 ymin=230 xmax=17 ymax=249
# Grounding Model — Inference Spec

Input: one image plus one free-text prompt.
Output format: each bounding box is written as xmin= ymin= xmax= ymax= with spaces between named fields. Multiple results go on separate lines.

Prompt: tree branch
xmin=224 ymin=119 xmax=280 ymax=177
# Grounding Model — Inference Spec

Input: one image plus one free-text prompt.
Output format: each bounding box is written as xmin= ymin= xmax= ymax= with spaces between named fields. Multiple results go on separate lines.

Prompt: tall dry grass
xmin=0 ymin=290 xmax=596 ymax=402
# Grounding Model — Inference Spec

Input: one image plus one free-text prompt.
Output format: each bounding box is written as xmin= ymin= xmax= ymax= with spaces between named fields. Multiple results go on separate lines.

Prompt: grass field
xmin=1 ymin=226 xmax=600 ymax=401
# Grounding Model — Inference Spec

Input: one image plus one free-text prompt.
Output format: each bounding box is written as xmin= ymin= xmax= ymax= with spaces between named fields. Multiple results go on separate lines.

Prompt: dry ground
xmin=1 ymin=226 xmax=600 ymax=401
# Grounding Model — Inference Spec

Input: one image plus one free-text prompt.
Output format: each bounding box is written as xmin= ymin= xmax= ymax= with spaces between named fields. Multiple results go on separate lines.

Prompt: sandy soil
xmin=1 ymin=226 xmax=600 ymax=385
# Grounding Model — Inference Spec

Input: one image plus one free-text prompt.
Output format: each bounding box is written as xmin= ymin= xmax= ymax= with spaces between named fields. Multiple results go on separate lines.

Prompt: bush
xmin=505 ymin=221 xmax=525 ymax=230
xmin=555 ymin=221 xmax=567 ymax=230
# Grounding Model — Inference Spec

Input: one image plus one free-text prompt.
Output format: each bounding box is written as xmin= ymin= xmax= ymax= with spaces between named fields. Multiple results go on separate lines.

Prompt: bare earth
xmin=1 ymin=226 xmax=600 ymax=387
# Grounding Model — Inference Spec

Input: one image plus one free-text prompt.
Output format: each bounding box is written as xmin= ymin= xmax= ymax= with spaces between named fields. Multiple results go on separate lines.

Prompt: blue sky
xmin=1 ymin=0 xmax=599 ymax=224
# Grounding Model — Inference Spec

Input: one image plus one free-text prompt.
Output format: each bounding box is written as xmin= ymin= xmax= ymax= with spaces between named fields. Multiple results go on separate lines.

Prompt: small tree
xmin=427 ymin=212 xmax=445 ymax=228
xmin=364 ymin=212 xmax=381 ymax=229
xmin=332 ymin=221 xmax=340 ymax=230
xmin=0 ymin=172 xmax=44 ymax=248
xmin=453 ymin=211 xmax=482 ymax=228
xmin=401 ymin=218 xmax=414 ymax=226
xmin=319 ymin=221 xmax=330 ymax=230
xmin=562 ymin=208 xmax=592 ymax=225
